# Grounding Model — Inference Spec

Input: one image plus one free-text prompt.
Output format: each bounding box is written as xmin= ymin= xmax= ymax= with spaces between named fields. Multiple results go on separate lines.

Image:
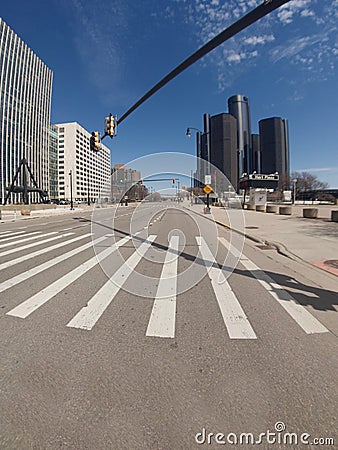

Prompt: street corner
xmin=313 ymin=260 xmax=338 ymax=277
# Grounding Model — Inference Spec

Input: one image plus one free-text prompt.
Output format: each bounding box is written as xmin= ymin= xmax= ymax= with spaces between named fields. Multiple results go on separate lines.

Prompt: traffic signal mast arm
xmin=139 ymin=178 xmax=177 ymax=183
xmin=93 ymin=0 xmax=291 ymax=144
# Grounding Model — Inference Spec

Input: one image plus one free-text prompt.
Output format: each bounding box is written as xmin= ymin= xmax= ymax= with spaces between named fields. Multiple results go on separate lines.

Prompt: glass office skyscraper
xmin=259 ymin=117 xmax=290 ymax=186
xmin=0 ymin=18 xmax=53 ymax=204
xmin=228 ymin=94 xmax=252 ymax=177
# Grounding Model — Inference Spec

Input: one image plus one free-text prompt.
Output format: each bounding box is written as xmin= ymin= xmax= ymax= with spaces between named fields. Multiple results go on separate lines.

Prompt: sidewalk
xmin=0 ymin=204 xmax=96 ymax=222
xmin=186 ymin=202 xmax=338 ymax=277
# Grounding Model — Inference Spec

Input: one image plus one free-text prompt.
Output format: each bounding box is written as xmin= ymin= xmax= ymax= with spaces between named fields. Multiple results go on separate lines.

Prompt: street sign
xmin=205 ymin=175 xmax=211 ymax=185
xmin=203 ymin=185 xmax=213 ymax=195
xmin=239 ymin=173 xmax=279 ymax=190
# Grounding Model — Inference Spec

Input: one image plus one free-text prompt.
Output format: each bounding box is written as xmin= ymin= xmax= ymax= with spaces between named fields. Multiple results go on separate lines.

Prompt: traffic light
xmin=105 ymin=114 xmax=116 ymax=137
xmin=90 ymin=131 xmax=100 ymax=152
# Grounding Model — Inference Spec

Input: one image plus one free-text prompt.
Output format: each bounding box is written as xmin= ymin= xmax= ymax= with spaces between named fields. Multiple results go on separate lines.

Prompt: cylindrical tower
xmin=228 ymin=94 xmax=252 ymax=177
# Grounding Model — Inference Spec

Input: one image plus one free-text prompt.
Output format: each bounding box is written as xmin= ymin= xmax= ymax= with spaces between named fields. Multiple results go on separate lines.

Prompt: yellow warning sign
xmin=203 ymin=184 xmax=213 ymax=195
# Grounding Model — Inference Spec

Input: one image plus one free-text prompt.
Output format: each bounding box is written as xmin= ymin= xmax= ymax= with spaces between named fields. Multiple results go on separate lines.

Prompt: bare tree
xmin=291 ymin=171 xmax=328 ymax=192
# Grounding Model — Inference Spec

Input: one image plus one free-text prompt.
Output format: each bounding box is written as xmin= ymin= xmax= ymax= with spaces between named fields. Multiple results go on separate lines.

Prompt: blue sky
xmin=2 ymin=0 xmax=338 ymax=187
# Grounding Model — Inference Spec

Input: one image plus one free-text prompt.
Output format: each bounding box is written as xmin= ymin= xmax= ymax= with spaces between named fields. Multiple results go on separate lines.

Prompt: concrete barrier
xmin=279 ymin=206 xmax=292 ymax=215
xmin=303 ymin=208 xmax=318 ymax=219
xmin=266 ymin=204 xmax=277 ymax=213
xmin=331 ymin=210 xmax=338 ymax=222
xmin=255 ymin=205 xmax=265 ymax=212
xmin=246 ymin=204 xmax=255 ymax=211
xmin=0 ymin=210 xmax=17 ymax=221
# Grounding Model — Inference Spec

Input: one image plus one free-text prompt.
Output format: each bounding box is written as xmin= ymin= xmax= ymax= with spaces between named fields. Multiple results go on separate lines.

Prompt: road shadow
xmin=72 ymin=217 xmax=337 ymax=312
xmin=234 ymin=266 xmax=338 ymax=312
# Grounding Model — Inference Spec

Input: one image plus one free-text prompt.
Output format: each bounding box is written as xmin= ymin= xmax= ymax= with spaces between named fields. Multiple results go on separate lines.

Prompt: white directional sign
xmin=205 ymin=175 xmax=211 ymax=185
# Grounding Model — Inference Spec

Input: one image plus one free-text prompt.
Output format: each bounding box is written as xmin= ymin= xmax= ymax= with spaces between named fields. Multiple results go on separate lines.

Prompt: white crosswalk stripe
xmin=218 ymin=237 xmax=329 ymax=334
xmin=0 ymin=230 xmax=26 ymax=237
xmin=67 ymin=235 xmax=157 ymax=331
xmin=6 ymin=234 xmax=134 ymax=319
xmin=0 ymin=228 xmax=329 ymax=339
xmin=197 ymin=236 xmax=257 ymax=339
xmin=0 ymin=231 xmax=56 ymax=249
xmin=0 ymin=233 xmax=99 ymax=293
xmin=0 ymin=231 xmax=41 ymax=244
xmin=0 ymin=232 xmax=78 ymax=271
xmin=0 ymin=232 xmax=76 ymax=259
xmin=146 ymin=235 xmax=180 ymax=338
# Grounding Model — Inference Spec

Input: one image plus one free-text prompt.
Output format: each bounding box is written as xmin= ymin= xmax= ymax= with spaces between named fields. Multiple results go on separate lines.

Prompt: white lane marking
xmin=0 ymin=233 xmax=75 ymax=259
xmin=197 ymin=236 xmax=257 ymax=339
xmin=0 ymin=232 xmax=56 ymax=249
xmin=67 ymin=235 xmax=157 ymax=331
xmin=60 ymin=224 xmax=89 ymax=231
xmin=0 ymin=233 xmax=86 ymax=271
xmin=0 ymin=231 xmax=40 ymax=243
xmin=0 ymin=235 xmax=104 ymax=293
xmin=0 ymin=230 xmax=26 ymax=237
xmin=218 ymin=237 xmax=329 ymax=335
xmin=7 ymin=235 xmax=133 ymax=319
xmin=146 ymin=235 xmax=179 ymax=338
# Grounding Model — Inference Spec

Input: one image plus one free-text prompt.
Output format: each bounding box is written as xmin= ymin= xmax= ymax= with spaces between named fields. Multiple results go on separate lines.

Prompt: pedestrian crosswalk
xmin=0 ymin=227 xmax=330 ymax=339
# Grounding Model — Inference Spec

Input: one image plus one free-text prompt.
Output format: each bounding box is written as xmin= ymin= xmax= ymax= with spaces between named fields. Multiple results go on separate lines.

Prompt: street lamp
xmin=186 ymin=121 xmax=211 ymax=212
xmin=69 ymin=170 xmax=74 ymax=210
xmin=292 ymin=178 xmax=297 ymax=204
xmin=186 ymin=124 xmax=211 ymax=183
xmin=87 ymin=170 xmax=90 ymax=206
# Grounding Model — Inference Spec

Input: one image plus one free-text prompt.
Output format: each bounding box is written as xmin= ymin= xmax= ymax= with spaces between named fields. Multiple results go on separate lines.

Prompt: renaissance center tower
xmin=228 ymin=94 xmax=252 ymax=177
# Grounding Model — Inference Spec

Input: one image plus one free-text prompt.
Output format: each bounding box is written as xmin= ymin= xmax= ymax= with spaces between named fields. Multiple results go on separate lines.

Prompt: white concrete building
xmin=54 ymin=122 xmax=111 ymax=203
xmin=0 ymin=18 xmax=53 ymax=204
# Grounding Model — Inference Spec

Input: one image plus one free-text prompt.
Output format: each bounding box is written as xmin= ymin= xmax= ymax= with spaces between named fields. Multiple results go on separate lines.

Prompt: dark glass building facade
xmin=251 ymin=133 xmax=261 ymax=173
xmin=259 ymin=117 xmax=290 ymax=185
xmin=228 ymin=94 xmax=252 ymax=177
xmin=210 ymin=113 xmax=238 ymax=191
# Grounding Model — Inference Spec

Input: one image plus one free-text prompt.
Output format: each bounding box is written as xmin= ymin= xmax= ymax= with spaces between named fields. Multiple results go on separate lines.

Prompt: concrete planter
xmin=255 ymin=205 xmax=265 ymax=212
xmin=279 ymin=206 xmax=292 ymax=215
xmin=246 ymin=204 xmax=256 ymax=211
xmin=266 ymin=205 xmax=277 ymax=213
xmin=331 ymin=210 xmax=338 ymax=222
xmin=303 ymin=208 xmax=318 ymax=219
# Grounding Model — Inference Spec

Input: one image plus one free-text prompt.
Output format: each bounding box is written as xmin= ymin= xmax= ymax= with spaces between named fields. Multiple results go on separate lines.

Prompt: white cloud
xmin=227 ymin=53 xmax=242 ymax=63
xmin=270 ymin=34 xmax=324 ymax=63
xmin=300 ymin=9 xmax=315 ymax=17
xmin=244 ymin=34 xmax=275 ymax=45
xmin=295 ymin=167 xmax=338 ymax=173
xmin=277 ymin=9 xmax=294 ymax=24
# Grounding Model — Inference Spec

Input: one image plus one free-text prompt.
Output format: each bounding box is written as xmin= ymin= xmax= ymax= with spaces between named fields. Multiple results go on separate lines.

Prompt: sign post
xmin=203 ymin=184 xmax=213 ymax=213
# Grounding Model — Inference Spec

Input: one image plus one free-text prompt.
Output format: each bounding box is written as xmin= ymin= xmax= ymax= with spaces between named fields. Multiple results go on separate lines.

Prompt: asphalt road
xmin=0 ymin=203 xmax=337 ymax=449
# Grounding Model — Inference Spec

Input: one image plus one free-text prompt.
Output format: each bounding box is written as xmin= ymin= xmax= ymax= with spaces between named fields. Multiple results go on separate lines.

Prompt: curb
xmin=183 ymin=206 xmax=338 ymax=278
